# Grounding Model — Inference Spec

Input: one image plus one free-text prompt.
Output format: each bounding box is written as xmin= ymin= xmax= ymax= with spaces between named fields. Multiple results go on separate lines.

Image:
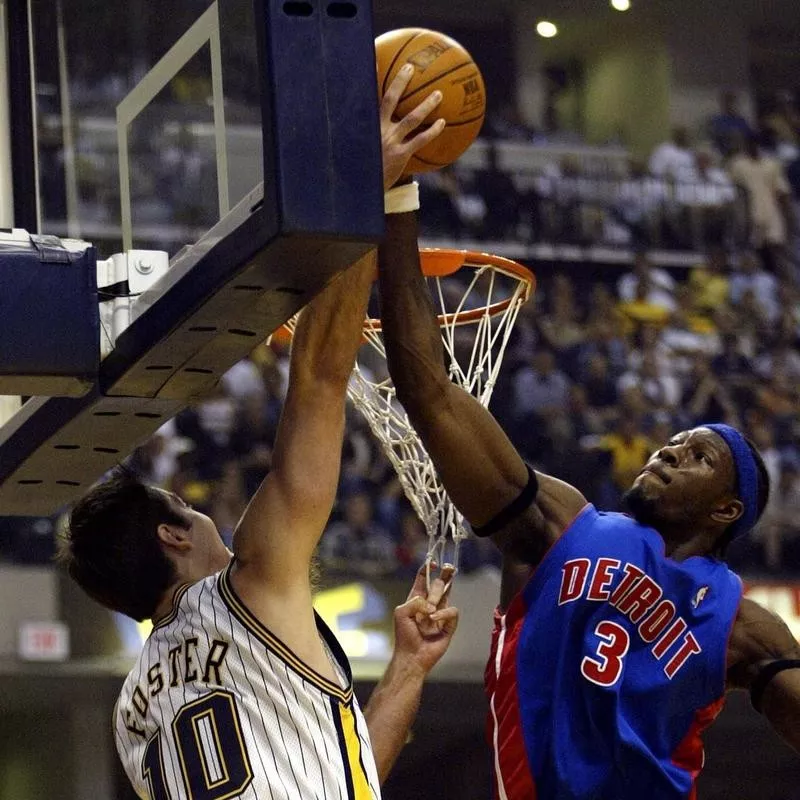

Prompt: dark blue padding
xmin=0 ymin=235 xmax=98 ymax=396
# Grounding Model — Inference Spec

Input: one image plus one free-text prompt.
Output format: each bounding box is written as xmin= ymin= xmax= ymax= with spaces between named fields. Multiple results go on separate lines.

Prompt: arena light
xmin=536 ymin=20 xmax=558 ymax=38
xmin=611 ymin=0 xmax=631 ymax=10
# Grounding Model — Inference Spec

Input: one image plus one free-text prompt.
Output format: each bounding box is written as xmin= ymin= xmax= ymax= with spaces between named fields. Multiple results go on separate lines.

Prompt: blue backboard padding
xmin=258 ymin=0 xmax=383 ymax=234
xmin=0 ymin=240 xmax=99 ymax=395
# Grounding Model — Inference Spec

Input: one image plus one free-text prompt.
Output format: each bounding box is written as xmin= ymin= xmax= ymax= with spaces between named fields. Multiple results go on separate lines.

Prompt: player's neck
xmin=662 ymin=531 xmax=715 ymax=562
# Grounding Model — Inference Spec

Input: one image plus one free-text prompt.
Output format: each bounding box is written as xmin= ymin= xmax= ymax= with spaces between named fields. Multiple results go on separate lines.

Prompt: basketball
xmin=376 ymin=28 xmax=486 ymax=174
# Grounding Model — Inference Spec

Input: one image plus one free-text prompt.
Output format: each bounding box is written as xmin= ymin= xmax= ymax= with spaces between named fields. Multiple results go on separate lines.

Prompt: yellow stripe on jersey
xmin=218 ymin=564 xmax=352 ymax=702
xmin=337 ymin=702 xmax=374 ymax=800
xmin=330 ymin=698 xmax=375 ymax=800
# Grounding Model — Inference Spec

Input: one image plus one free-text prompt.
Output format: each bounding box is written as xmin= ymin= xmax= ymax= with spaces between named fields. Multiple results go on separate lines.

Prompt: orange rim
xmin=270 ymin=248 xmax=536 ymax=339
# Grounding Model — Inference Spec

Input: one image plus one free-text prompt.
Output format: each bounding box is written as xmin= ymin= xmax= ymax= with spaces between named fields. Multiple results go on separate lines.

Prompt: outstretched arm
xmin=377 ymin=211 xmax=586 ymax=561
xmin=231 ymin=71 xmax=446 ymax=592
xmin=727 ymin=597 xmax=800 ymax=752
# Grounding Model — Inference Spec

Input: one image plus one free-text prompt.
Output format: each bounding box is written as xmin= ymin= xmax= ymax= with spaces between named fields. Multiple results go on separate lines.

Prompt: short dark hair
xmin=715 ymin=438 xmax=771 ymax=556
xmin=58 ymin=469 xmax=189 ymax=620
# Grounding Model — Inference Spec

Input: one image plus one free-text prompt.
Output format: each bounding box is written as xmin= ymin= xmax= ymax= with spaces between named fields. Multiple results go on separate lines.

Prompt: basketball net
xmin=278 ymin=248 xmax=534 ymax=580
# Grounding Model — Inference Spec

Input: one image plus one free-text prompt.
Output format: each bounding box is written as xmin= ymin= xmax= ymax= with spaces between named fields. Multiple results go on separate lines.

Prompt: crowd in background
xmin=3 ymin=89 xmax=800 ymax=580
xmin=421 ymin=91 xmax=800 ymax=267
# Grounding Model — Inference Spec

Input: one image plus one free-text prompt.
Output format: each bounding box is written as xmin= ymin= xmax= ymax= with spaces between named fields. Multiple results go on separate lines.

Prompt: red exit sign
xmin=18 ymin=621 xmax=70 ymax=662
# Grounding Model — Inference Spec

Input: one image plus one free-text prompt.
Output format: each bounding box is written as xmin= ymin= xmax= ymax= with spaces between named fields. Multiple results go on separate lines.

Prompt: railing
xmin=419 ymin=170 xmax=746 ymax=266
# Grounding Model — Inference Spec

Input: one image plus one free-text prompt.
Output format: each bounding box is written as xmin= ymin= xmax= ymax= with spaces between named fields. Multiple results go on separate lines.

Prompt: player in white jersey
xmin=59 ymin=67 xmax=455 ymax=800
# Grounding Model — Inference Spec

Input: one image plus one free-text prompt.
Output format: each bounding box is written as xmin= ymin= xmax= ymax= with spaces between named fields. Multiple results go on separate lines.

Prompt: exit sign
xmin=18 ymin=621 xmax=70 ymax=662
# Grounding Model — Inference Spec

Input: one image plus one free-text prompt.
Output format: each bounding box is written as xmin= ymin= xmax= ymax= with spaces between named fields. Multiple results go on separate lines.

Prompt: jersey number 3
xmin=580 ymin=621 xmax=630 ymax=687
xmin=142 ymin=690 xmax=253 ymax=800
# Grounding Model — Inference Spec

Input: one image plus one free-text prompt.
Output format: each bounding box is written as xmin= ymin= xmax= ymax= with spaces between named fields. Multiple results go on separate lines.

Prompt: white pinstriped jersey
xmin=114 ymin=564 xmax=381 ymax=800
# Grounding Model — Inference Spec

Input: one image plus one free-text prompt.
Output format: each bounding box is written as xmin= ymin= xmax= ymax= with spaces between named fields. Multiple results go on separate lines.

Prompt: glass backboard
xmin=31 ymin=0 xmax=263 ymax=257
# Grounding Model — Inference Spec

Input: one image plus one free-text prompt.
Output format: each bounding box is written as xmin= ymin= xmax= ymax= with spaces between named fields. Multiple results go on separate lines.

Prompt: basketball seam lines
xmin=410 ymin=152 xmax=451 ymax=167
xmin=399 ymin=62 xmax=476 ymax=103
xmin=442 ymin=114 xmax=485 ymax=127
xmin=381 ymin=32 xmax=424 ymax=96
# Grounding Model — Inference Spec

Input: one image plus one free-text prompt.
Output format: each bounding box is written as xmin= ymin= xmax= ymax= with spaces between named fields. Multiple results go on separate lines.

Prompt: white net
xmin=277 ymin=249 xmax=534 ymax=577
xmin=351 ymin=250 xmax=533 ymax=575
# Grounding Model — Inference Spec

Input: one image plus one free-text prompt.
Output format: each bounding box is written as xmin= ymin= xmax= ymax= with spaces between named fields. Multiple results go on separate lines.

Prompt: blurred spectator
xmin=729 ymin=250 xmax=780 ymax=323
xmin=728 ymin=133 xmax=794 ymax=274
xmin=610 ymin=157 xmax=668 ymax=248
xmin=210 ymin=461 xmax=248 ymax=547
xmin=677 ymin=152 xmax=736 ymax=249
xmin=579 ymin=354 xmax=619 ymax=414
xmin=747 ymin=423 xmax=783 ymax=570
xmin=127 ymin=418 xmax=193 ymax=487
xmin=688 ymin=246 xmax=731 ymax=316
xmin=175 ymin=383 xmax=237 ymax=479
xmin=708 ymin=91 xmax=753 ymax=157
xmin=627 ymin=324 xmax=676 ymax=379
xmin=585 ymin=284 xmax=629 ymax=342
xmin=566 ymin=385 xmax=606 ymax=438
xmin=320 ymin=486 xmax=397 ymax=577
xmin=649 ymin=127 xmax=694 ymax=182
xmin=755 ymin=371 xmax=800 ymax=423
xmin=577 ymin=314 xmax=628 ymax=378
xmin=395 ymin=505 xmax=430 ymax=579
xmin=754 ymin=336 xmax=800 ymax=383
xmin=595 ymin=416 xmax=652 ymax=500
xmin=618 ymin=385 xmax=650 ymax=423
xmin=540 ymin=414 xmax=615 ymax=507
xmin=512 ymin=347 xmax=571 ymax=423
xmin=418 ymin=167 xmax=468 ymax=240
xmin=229 ymin=393 xmax=276 ymax=497
xmin=221 ymin=357 xmax=266 ymax=402
xmin=537 ymin=275 xmax=585 ymax=354
xmin=618 ymin=272 xmax=673 ymax=330
xmin=762 ymin=91 xmax=800 ymax=161
xmin=540 ymin=156 xmax=586 ymax=243
xmin=484 ymin=101 xmax=536 ymax=141
xmin=680 ymin=355 xmax=739 ymax=427
xmin=777 ymin=281 xmax=800 ymax=340
xmin=617 ymin=251 xmax=676 ymax=311
xmin=711 ymin=333 xmax=754 ymax=406
xmin=757 ymin=461 xmax=800 ymax=573
xmin=618 ymin=352 xmax=681 ymax=411
xmin=473 ymin=143 xmax=520 ymax=240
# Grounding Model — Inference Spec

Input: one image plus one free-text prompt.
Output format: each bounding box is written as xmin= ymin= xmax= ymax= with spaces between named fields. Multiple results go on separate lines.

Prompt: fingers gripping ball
xmin=376 ymin=27 xmax=486 ymax=175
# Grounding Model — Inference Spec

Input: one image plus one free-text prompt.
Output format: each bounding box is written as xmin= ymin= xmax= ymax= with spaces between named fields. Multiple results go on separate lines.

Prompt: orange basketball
xmin=376 ymin=28 xmax=486 ymax=175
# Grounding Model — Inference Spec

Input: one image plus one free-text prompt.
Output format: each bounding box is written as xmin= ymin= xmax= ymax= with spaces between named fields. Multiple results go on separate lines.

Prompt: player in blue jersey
xmin=375 ymin=206 xmax=800 ymax=799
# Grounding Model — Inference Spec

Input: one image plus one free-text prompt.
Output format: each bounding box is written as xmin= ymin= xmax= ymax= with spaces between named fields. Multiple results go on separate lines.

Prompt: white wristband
xmin=384 ymin=181 xmax=420 ymax=214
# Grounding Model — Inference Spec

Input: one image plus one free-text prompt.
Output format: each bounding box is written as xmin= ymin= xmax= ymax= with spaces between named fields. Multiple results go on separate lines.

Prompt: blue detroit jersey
xmin=485 ymin=504 xmax=742 ymax=800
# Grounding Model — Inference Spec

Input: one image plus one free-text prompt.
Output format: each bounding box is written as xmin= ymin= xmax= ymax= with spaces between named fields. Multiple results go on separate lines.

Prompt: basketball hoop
xmin=275 ymin=248 xmax=535 ymax=580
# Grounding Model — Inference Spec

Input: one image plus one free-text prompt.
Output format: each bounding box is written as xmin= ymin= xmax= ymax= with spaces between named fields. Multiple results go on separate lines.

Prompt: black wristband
xmin=750 ymin=658 xmax=800 ymax=713
xmin=471 ymin=465 xmax=539 ymax=538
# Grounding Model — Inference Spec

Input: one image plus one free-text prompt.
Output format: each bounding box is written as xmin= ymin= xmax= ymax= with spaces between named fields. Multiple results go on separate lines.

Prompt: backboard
xmin=0 ymin=0 xmax=384 ymax=514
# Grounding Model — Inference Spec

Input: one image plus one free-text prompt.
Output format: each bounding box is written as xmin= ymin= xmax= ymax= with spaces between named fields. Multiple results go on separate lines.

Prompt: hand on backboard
xmin=380 ymin=64 xmax=445 ymax=191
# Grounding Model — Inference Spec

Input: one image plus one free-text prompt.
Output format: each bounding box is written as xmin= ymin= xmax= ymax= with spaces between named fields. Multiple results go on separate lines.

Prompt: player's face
xmin=624 ymin=428 xmax=737 ymax=530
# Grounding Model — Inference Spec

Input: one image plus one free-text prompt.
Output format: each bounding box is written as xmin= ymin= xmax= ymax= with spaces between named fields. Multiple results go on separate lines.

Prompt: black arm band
xmin=750 ymin=658 xmax=800 ymax=713
xmin=471 ymin=465 xmax=539 ymax=538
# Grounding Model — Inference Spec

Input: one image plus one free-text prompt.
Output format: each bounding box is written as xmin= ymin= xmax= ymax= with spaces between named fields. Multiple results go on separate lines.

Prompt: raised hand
xmin=392 ymin=562 xmax=459 ymax=676
xmin=380 ymin=64 xmax=445 ymax=191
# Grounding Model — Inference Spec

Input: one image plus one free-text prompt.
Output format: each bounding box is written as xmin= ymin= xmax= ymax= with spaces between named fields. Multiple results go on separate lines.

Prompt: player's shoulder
xmin=568 ymin=504 xmax=644 ymax=538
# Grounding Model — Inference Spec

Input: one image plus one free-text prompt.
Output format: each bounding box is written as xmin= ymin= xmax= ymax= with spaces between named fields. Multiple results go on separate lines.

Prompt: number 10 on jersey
xmin=142 ymin=691 xmax=253 ymax=799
